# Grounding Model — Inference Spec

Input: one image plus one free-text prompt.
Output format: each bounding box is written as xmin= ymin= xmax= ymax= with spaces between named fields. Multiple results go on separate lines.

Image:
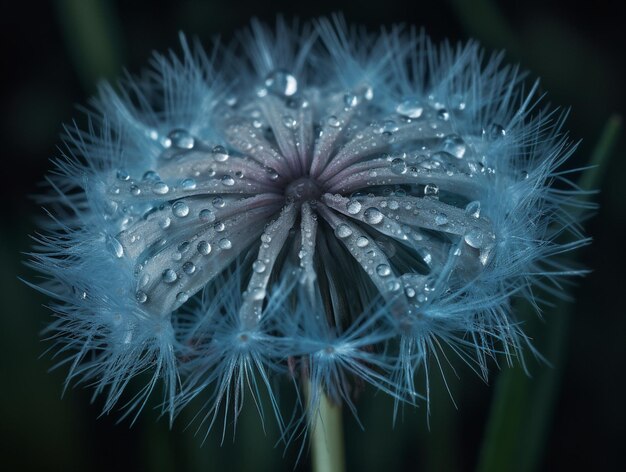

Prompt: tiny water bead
xmin=212 ymin=145 xmax=229 ymax=162
xmin=346 ymin=199 xmax=362 ymax=215
xmin=153 ymin=181 xmax=170 ymax=195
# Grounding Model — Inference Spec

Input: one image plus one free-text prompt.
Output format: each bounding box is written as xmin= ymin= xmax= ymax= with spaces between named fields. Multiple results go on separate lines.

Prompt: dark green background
xmin=1 ymin=1 xmax=624 ymax=470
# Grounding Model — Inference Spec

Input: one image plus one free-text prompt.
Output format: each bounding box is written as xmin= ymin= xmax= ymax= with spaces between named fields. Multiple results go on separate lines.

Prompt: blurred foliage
xmin=0 ymin=1 xmax=623 ymax=471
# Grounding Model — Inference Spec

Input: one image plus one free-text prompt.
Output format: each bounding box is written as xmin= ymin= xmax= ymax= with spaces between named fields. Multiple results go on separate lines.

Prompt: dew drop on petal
xmin=106 ymin=235 xmax=124 ymax=258
xmin=252 ymin=260 xmax=266 ymax=273
xmin=219 ymin=238 xmax=232 ymax=249
xmin=264 ymin=70 xmax=298 ymax=97
xmin=282 ymin=115 xmax=297 ymax=129
xmin=335 ymin=223 xmax=353 ymax=239
xmin=465 ymin=201 xmax=481 ymax=218
xmin=176 ymin=291 xmax=189 ymax=303
xmin=356 ymin=236 xmax=369 ymax=247
xmin=212 ymin=145 xmax=229 ymax=162
xmin=117 ymin=169 xmax=130 ymax=181
xmin=443 ymin=135 xmax=467 ymax=158
xmin=327 ymin=115 xmax=341 ymax=127
xmin=435 ymin=213 xmax=448 ymax=225
xmin=221 ymin=175 xmax=235 ymax=186
xmin=346 ymin=199 xmax=362 ymax=215
xmin=153 ymin=181 xmax=169 ymax=195
xmin=390 ymin=157 xmax=407 ymax=175
xmin=486 ymin=123 xmax=506 ymax=140
xmin=172 ymin=201 xmax=189 ymax=217
xmin=364 ymin=207 xmax=384 ymax=225
xmin=162 ymin=269 xmax=177 ymax=283
xmin=168 ymin=129 xmax=195 ymax=149
xmin=183 ymin=261 xmax=196 ymax=275
xmin=181 ymin=178 xmax=197 ymax=190
xmin=199 ymin=209 xmax=216 ymax=222
xmin=129 ymin=185 xmax=141 ymax=196
xmin=135 ymin=290 xmax=148 ymax=303
xmin=396 ymin=98 xmax=424 ymax=118
xmin=212 ymin=196 xmax=225 ymax=208
xmin=424 ymin=183 xmax=439 ymax=197
xmin=159 ymin=217 xmax=171 ymax=229
xmin=376 ymin=264 xmax=391 ymax=277
xmin=197 ymin=240 xmax=211 ymax=255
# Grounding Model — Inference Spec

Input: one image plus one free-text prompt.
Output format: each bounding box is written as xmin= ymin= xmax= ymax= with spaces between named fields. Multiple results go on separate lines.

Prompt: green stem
xmin=306 ymin=381 xmax=346 ymax=472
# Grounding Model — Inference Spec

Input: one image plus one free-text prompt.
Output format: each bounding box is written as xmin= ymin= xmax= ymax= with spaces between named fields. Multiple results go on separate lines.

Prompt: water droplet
xmin=261 ymin=233 xmax=272 ymax=244
xmin=344 ymin=93 xmax=358 ymax=108
xmin=135 ymin=290 xmax=148 ymax=303
xmin=138 ymin=273 xmax=151 ymax=288
xmin=386 ymin=280 xmax=401 ymax=292
xmin=199 ymin=209 xmax=216 ymax=222
xmin=178 ymin=241 xmax=190 ymax=253
xmin=335 ymin=223 xmax=353 ymax=239
xmin=437 ymin=109 xmax=450 ymax=121
xmin=168 ymin=129 xmax=195 ymax=149
xmin=282 ymin=115 xmax=297 ymax=129
xmin=443 ymin=134 xmax=467 ymax=158
xmin=390 ymin=157 xmax=407 ymax=175
xmin=214 ymin=221 xmax=225 ymax=232
xmin=363 ymin=207 xmax=384 ymax=225
xmin=396 ymin=98 xmax=424 ymax=119
xmin=152 ymin=181 xmax=169 ymax=195
xmin=212 ymin=196 xmax=225 ymax=208
xmin=159 ymin=217 xmax=171 ymax=229
xmin=327 ymin=115 xmax=341 ymax=128
xmin=464 ymin=229 xmax=485 ymax=249
xmin=162 ymin=269 xmax=177 ymax=283
xmin=423 ymin=183 xmax=439 ymax=197
xmin=435 ymin=213 xmax=448 ymax=225
xmin=172 ymin=201 xmax=190 ymax=217
xmin=486 ymin=123 xmax=506 ymax=140
xmin=181 ymin=178 xmax=197 ymax=190
xmin=117 ymin=169 xmax=130 ymax=181
xmin=106 ymin=235 xmax=124 ymax=258
xmin=219 ymin=238 xmax=232 ymax=249
xmin=265 ymin=167 xmax=279 ymax=181
xmin=221 ymin=175 xmax=235 ymax=186
xmin=183 ymin=261 xmax=196 ymax=275
xmin=465 ymin=201 xmax=481 ymax=218
xmin=405 ymin=287 xmax=416 ymax=298
xmin=346 ymin=199 xmax=362 ymax=215
xmin=249 ymin=287 xmax=266 ymax=301
xmin=264 ymin=70 xmax=298 ymax=96
xmin=376 ymin=264 xmax=391 ymax=277
xmin=197 ymin=240 xmax=211 ymax=255
xmin=212 ymin=145 xmax=229 ymax=162
xmin=129 ymin=184 xmax=141 ymax=196
xmin=356 ymin=236 xmax=369 ymax=248
xmin=176 ymin=291 xmax=189 ymax=303
xmin=252 ymin=260 xmax=266 ymax=273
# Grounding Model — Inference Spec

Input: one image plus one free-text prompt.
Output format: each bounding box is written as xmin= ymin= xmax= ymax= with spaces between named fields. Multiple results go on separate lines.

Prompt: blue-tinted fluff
xmin=27 ymin=16 xmax=587 ymax=441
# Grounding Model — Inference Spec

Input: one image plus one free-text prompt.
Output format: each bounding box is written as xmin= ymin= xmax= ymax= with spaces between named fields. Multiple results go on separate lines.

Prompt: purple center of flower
xmin=284 ymin=177 xmax=322 ymax=203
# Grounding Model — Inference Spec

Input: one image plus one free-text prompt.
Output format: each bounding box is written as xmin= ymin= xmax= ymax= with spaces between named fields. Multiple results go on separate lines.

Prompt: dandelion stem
xmin=306 ymin=381 xmax=346 ymax=472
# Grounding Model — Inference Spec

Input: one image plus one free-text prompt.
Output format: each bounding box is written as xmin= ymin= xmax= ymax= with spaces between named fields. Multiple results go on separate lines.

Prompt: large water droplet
xmin=212 ymin=145 xmax=229 ymax=162
xmin=443 ymin=134 xmax=467 ymax=158
xmin=219 ymin=238 xmax=232 ymax=249
xmin=221 ymin=175 xmax=235 ymax=186
xmin=423 ymin=183 xmax=439 ymax=197
xmin=356 ymin=236 xmax=369 ymax=248
xmin=176 ymin=291 xmax=189 ymax=303
xmin=346 ymin=199 xmax=362 ymax=215
xmin=212 ymin=196 xmax=225 ymax=208
xmin=172 ymin=201 xmax=190 ymax=217
xmin=434 ymin=213 xmax=448 ymax=225
xmin=396 ymin=98 xmax=424 ymax=118
xmin=117 ymin=169 xmax=130 ymax=181
xmin=153 ymin=181 xmax=169 ymax=195
xmin=376 ymin=264 xmax=391 ymax=277
xmin=197 ymin=208 xmax=215 ymax=223
xmin=335 ymin=223 xmax=353 ymax=239
xmin=252 ymin=260 xmax=266 ymax=273
xmin=197 ymin=240 xmax=211 ymax=255
xmin=465 ymin=201 xmax=481 ymax=218
xmin=106 ymin=235 xmax=124 ymax=258
xmin=390 ymin=157 xmax=407 ymax=175
xmin=182 ymin=261 xmax=196 ymax=275
xmin=162 ymin=269 xmax=177 ymax=283
xmin=264 ymin=70 xmax=298 ymax=97
xmin=364 ymin=207 xmax=384 ymax=225
xmin=135 ymin=290 xmax=148 ymax=303
xmin=168 ymin=129 xmax=195 ymax=149
xmin=181 ymin=178 xmax=197 ymax=190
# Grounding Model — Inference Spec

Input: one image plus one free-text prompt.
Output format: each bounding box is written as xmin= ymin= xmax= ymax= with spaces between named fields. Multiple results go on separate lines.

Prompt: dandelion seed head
xmin=27 ymin=17 xmax=586 ymax=438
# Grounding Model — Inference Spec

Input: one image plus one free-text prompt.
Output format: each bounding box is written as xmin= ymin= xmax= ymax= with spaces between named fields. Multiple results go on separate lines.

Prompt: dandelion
xmin=28 ymin=16 xmax=586 ymax=465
